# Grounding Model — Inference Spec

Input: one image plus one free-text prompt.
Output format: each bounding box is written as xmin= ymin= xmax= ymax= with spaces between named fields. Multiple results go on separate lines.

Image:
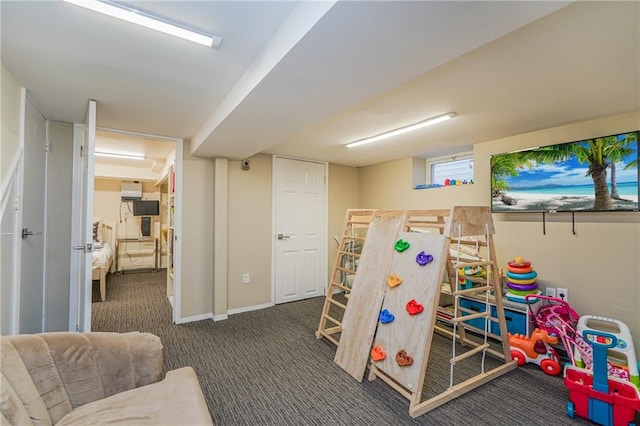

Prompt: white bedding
xmin=92 ymin=242 xmax=113 ymax=270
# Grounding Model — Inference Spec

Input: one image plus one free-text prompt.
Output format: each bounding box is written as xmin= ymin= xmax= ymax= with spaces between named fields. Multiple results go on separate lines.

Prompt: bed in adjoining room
xmin=92 ymin=219 xmax=116 ymax=302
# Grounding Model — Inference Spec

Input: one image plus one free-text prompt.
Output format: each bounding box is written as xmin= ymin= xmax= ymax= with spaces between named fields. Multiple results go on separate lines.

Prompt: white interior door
xmin=69 ymin=100 xmax=96 ymax=332
xmin=19 ymin=97 xmax=47 ymax=333
xmin=273 ymin=157 xmax=327 ymax=304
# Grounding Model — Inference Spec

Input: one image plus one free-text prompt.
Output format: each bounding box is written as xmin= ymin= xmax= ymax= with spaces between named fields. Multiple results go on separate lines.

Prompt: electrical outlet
xmin=545 ymin=287 xmax=557 ymax=298
xmin=242 ymin=273 xmax=250 ymax=284
xmin=557 ymin=287 xmax=569 ymax=303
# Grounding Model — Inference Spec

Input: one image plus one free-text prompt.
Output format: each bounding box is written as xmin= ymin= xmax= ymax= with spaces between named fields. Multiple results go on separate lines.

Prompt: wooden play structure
xmin=317 ymin=207 xmax=517 ymax=418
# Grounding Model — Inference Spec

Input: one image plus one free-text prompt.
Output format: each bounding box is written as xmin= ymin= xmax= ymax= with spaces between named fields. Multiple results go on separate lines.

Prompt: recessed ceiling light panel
xmin=63 ymin=0 xmax=222 ymax=48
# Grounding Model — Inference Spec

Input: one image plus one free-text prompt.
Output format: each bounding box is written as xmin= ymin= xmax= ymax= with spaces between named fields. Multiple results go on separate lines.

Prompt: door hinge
xmin=80 ymin=145 xmax=84 ymax=157
xmin=13 ymin=195 xmax=20 ymax=210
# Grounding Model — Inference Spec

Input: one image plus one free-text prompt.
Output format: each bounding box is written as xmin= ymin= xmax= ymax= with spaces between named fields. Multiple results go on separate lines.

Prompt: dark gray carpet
xmin=92 ymin=272 xmax=622 ymax=425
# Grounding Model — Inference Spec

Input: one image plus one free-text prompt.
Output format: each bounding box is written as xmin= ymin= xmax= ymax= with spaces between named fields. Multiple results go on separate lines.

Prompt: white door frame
xmin=69 ymin=100 xmax=96 ymax=332
xmin=92 ymin=127 xmax=184 ymax=324
xmin=271 ymin=155 xmax=328 ymax=304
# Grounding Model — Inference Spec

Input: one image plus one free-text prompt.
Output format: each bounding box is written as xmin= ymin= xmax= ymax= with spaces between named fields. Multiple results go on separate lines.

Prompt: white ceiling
xmin=2 ymin=1 xmax=639 ymax=168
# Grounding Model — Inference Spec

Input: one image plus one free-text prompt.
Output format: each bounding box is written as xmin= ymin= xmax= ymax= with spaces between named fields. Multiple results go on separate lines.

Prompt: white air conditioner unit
xmin=121 ymin=181 xmax=142 ymax=201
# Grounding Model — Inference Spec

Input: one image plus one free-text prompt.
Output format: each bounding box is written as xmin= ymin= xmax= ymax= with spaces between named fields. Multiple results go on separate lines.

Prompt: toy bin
xmin=565 ymin=366 xmax=640 ymax=426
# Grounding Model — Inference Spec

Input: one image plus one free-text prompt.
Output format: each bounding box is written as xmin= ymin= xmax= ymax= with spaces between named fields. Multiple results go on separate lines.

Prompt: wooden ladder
xmin=443 ymin=206 xmax=512 ymax=366
xmin=315 ymin=209 xmax=377 ymax=346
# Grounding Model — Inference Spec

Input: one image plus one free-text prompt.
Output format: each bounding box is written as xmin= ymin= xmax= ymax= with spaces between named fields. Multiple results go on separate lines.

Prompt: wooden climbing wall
xmin=370 ymin=231 xmax=448 ymax=392
xmin=334 ymin=211 xmax=405 ymax=381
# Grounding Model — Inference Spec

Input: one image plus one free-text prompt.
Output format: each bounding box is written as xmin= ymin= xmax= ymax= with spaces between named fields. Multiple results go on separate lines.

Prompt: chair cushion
xmin=56 ymin=367 xmax=212 ymax=425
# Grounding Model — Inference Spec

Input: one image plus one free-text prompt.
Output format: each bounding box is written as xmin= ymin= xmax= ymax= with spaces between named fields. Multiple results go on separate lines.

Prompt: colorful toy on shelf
xmin=379 ymin=309 xmax=395 ymax=324
xmin=505 ymin=257 xmax=541 ymax=302
xmin=564 ymin=330 xmax=640 ymax=426
xmin=509 ymin=328 xmax=562 ymax=376
xmin=458 ymin=265 xmax=485 ymax=290
xmin=371 ymin=346 xmax=387 ymax=362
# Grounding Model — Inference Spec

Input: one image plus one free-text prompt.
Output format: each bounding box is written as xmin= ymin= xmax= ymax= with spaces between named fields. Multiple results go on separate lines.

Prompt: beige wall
xmin=328 ymin=163 xmax=361 ymax=278
xmin=1 ymin=64 xmax=23 ymax=186
xmin=227 ymin=154 xmax=272 ymax=310
xmin=359 ymin=111 xmax=640 ymax=344
xmin=225 ymin=156 xmax=361 ymax=312
xmin=180 ymin=142 xmax=214 ymax=318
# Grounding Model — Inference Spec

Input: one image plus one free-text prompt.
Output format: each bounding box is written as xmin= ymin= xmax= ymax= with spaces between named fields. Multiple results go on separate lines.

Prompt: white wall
xmin=1 ymin=64 xmax=22 ymax=186
xmin=0 ymin=64 xmax=23 ymax=335
xmin=360 ymin=111 xmax=640 ymax=348
xmin=93 ymin=179 xmax=161 ymax=270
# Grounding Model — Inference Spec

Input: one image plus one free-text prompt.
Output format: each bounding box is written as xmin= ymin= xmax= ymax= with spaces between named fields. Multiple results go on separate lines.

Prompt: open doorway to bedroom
xmin=90 ymin=129 xmax=179 ymax=330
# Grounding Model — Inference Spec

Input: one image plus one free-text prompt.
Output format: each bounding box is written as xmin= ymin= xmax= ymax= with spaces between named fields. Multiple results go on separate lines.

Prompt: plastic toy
xmin=379 ymin=309 xmax=395 ymax=324
xmin=406 ymin=299 xmax=424 ymax=315
xmin=574 ymin=315 xmax=639 ymax=389
xmin=509 ymin=328 xmax=562 ymax=376
xmin=529 ymin=294 xmax=579 ymax=336
xmin=387 ymin=274 xmax=402 ymax=288
xmin=371 ymin=346 xmax=387 ymax=361
xmin=396 ymin=349 xmax=414 ymax=367
xmin=416 ymin=251 xmax=433 ymax=266
xmin=565 ymin=330 xmax=640 ymax=425
xmin=530 ymin=296 xmax=637 ymax=387
xmin=505 ymin=257 xmax=539 ymax=300
xmin=394 ymin=239 xmax=410 ymax=252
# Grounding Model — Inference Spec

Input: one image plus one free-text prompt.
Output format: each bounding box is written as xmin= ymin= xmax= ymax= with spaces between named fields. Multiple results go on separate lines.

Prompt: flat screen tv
xmin=491 ymin=131 xmax=639 ymax=213
xmin=132 ymin=200 xmax=160 ymax=216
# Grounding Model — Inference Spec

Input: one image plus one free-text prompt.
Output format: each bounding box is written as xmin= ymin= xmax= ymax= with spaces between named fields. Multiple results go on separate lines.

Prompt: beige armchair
xmin=1 ymin=332 xmax=213 ymax=425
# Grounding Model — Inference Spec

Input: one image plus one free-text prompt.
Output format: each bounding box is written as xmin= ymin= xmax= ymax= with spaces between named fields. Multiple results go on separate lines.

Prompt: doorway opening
xmin=90 ymin=128 xmax=182 ymax=329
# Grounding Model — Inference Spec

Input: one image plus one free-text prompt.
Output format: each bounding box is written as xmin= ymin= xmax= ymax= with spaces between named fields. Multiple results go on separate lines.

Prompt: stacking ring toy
xmin=506 ymin=270 xmax=537 ymax=280
xmin=507 ymin=277 xmax=537 ymax=285
xmin=394 ymin=239 xmax=410 ymax=252
xmin=508 ymin=288 xmax=539 ymax=296
xmin=507 ymin=265 xmax=533 ymax=274
xmin=416 ymin=251 xmax=433 ymax=266
xmin=506 ymin=282 xmax=538 ymax=291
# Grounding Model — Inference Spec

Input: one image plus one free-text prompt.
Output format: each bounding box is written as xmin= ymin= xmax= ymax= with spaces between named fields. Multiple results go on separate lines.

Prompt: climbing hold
xmin=396 ymin=349 xmax=414 ymax=367
xmin=394 ymin=239 xmax=410 ymax=252
xmin=406 ymin=299 xmax=424 ymax=315
xmin=371 ymin=346 xmax=387 ymax=362
xmin=416 ymin=251 xmax=433 ymax=266
xmin=379 ymin=309 xmax=395 ymax=324
xmin=387 ymin=274 xmax=403 ymax=288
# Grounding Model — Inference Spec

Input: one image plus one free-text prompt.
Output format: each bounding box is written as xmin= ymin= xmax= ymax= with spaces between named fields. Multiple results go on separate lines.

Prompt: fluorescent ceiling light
xmin=346 ymin=112 xmax=457 ymax=148
xmin=95 ymin=151 xmax=146 ymax=160
xmin=63 ymin=0 xmax=221 ymax=48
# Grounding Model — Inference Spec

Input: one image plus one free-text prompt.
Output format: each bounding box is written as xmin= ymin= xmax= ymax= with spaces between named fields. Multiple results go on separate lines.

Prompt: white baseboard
xmin=213 ymin=314 xmax=228 ymax=321
xmin=174 ymin=312 xmax=213 ymax=324
xmin=227 ymin=302 xmax=274 ymax=316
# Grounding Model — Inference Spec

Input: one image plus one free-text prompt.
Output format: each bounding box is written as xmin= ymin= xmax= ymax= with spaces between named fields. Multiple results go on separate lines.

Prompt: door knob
xmin=276 ymin=233 xmax=290 ymax=240
xmin=21 ymin=228 xmax=42 ymax=239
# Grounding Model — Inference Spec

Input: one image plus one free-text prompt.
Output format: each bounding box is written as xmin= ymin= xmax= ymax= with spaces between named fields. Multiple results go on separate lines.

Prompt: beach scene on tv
xmin=491 ymin=131 xmax=639 ymax=212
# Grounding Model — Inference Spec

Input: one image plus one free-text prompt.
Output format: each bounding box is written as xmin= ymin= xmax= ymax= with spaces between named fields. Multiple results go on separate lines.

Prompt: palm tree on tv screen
xmin=525 ymin=133 xmax=637 ymax=210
